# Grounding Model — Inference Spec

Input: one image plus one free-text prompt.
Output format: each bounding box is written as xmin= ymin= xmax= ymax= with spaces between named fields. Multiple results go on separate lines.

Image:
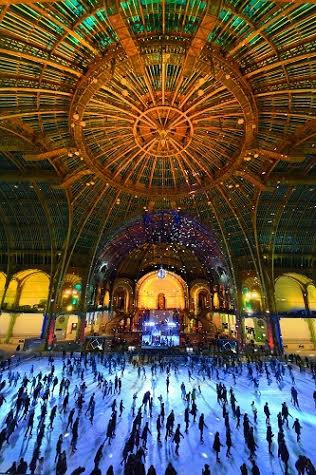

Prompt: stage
xmin=141 ymin=310 xmax=180 ymax=349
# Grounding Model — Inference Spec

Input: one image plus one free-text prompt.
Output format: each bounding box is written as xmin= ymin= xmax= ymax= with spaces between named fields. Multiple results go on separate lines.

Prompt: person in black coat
xmin=90 ymin=467 xmax=101 ymax=475
xmin=266 ymin=425 xmax=274 ymax=454
xmin=240 ymin=463 xmax=248 ymax=475
xmin=213 ymin=431 xmax=223 ymax=462
xmin=165 ymin=463 xmax=177 ymax=475
xmin=147 ymin=466 xmax=156 ymax=475
xmin=202 ymin=463 xmax=211 ymax=475
xmin=56 ymin=451 xmax=67 ymax=475
xmin=71 ymin=468 xmax=85 ymax=475
xmin=251 ymin=460 xmax=260 ymax=475
xmin=5 ymin=462 xmax=17 ymax=474
xmin=16 ymin=457 xmax=28 ymax=474
xmin=106 ymin=466 xmax=114 ymax=475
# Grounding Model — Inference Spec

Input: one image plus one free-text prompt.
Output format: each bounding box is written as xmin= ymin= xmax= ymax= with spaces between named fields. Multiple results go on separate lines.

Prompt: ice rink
xmin=0 ymin=353 xmax=315 ymax=474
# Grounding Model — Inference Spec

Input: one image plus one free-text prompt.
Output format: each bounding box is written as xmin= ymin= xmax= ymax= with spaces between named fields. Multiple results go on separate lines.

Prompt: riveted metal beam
xmin=53 ymin=169 xmax=93 ymax=189
xmin=247 ymin=148 xmax=305 ymax=163
xmin=105 ymin=1 xmax=144 ymax=76
xmin=234 ymin=170 xmax=272 ymax=191
xmin=24 ymin=148 xmax=74 ymax=162
xmin=182 ymin=0 xmax=222 ymax=76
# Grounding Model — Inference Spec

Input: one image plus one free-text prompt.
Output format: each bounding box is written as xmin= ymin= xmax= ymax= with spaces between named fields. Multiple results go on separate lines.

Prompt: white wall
xmin=13 ymin=313 xmax=44 ymax=337
xmin=280 ymin=317 xmax=314 ymax=352
xmin=0 ymin=313 xmax=11 ymax=336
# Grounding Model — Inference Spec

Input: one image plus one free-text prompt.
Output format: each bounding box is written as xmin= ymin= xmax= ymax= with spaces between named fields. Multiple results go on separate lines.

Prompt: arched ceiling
xmin=97 ymin=211 xmax=228 ymax=281
xmin=0 ymin=0 xmax=315 ymax=282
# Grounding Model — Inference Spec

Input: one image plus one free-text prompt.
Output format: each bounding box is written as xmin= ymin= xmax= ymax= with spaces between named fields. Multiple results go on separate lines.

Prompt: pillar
xmin=235 ymin=291 xmax=244 ymax=351
xmin=267 ymin=315 xmax=283 ymax=355
xmin=42 ymin=272 xmax=61 ymax=349
xmin=305 ymin=319 xmax=316 ymax=349
xmin=46 ymin=315 xmax=57 ymax=348
xmin=76 ymin=312 xmax=86 ymax=343
xmin=13 ymin=281 xmax=23 ymax=309
xmin=302 ymin=286 xmax=316 ymax=349
xmin=235 ymin=312 xmax=244 ymax=351
xmin=76 ymin=279 xmax=88 ymax=344
xmin=0 ymin=275 xmax=11 ymax=311
xmin=260 ymin=271 xmax=283 ymax=354
xmin=5 ymin=312 xmax=18 ymax=343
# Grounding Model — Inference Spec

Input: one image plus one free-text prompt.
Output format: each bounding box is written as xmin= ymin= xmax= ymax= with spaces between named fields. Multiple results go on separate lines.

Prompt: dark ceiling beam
xmin=0 ymin=249 xmax=57 ymax=255
xmin=266 ymin=173 xmax=316 ymax=187
xmin=0 ymin=170 xmax=62 ymax=184
xmin=0 ymin=142 xmax=35 ymax=152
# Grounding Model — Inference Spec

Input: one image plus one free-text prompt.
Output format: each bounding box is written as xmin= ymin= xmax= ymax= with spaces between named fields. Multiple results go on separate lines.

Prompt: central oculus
xmin=133 ymin=106 xmax=193 ymax=158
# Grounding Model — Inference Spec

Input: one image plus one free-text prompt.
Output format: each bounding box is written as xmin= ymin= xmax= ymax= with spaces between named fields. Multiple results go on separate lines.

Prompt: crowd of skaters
xmin=0 ymin=351 xmax=315 ymax=474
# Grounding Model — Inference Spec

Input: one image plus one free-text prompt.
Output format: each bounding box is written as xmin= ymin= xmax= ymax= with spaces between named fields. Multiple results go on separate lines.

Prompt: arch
xmin=60 ymin=274 xmax=82 ymax=312
xmin=242 ymin=276 xmax=262 ymax=314
xmin=4 ymin=269 xmax=49 ymax=310
xmin=112 ymin=278 xmax=134 ymax=313
xmin=307 ymin=284 xmax=316 ymax=312
xmin=190 ymin=280 xmax=211 ymax=315
xmin=275 ymin=274 xmax=307 ymax=314
xmin=4 ymin=279 xmax=18 ymax=309
xmin=19 ymin=271 xmax=49 ymax=309
xmin=63 ymin=273 xmax=82 ymax=287
xmin=0 ymin=272 xmax=6 ymax=303
xmin=136 ymin=271 xmax=188 ymax=310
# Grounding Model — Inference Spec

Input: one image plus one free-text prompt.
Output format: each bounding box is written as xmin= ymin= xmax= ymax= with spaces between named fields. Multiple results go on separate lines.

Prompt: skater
xmin=156 ymin=414 xmax=162 ymax=443
xmin=198 ymin=413 xmax=208 ymax=442
xmin=251 ymin=460 xmax=260 ymax=475
xmin=141 ymin=421 xmax=151 ymax=449
xmin=184 ymin=406 xmax=190 ymax=433
xmin=165 ymin=462 xmax=177 ymax=475
xmin=279 ymin=439 xmax=289 ymax=474
xmin=173 ymin=424 xmax=184 ymax=455
xmin=147 ymin=465 xmax=156 ymax=475
xmin=266 ymin=425 xmax=274 ymax=454
xmin=291 ymin=386 xmax=300 ymax=408
xmin=191 ymin=401 xmax=198 ymax=422
xmin=213 ymin=431 xmax=223 ymax=462
xmin=56 ymin=450 xmax=67 ymax=475
xmin=71 ymin=468 xmax=85 ymax=475
xmin=264 ymin=402 xmax=270 ymax=423
xmin=293 ymin=418 xmax=302 ymax=442
xmin=202 ymin=464 xmax=211 ymax=475
xmin=226 ymin=429 xmax=232 ymax=457
xmin=55 ymin=434 xmax=63 ymax=463
xmin=240 ymin=463 xmax=248 ymax=475
xmin=281 ymin=402 xmax=291 ymax=428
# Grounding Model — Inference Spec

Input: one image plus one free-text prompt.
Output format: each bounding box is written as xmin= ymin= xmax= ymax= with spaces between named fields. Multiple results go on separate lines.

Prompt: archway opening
xmin=136 ymin=271 xmax=187 ymax=310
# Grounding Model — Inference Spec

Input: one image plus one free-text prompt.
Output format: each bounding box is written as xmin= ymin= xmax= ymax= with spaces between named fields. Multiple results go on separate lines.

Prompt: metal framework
xmin=0 ymin=0 xmax=315 ymax=298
